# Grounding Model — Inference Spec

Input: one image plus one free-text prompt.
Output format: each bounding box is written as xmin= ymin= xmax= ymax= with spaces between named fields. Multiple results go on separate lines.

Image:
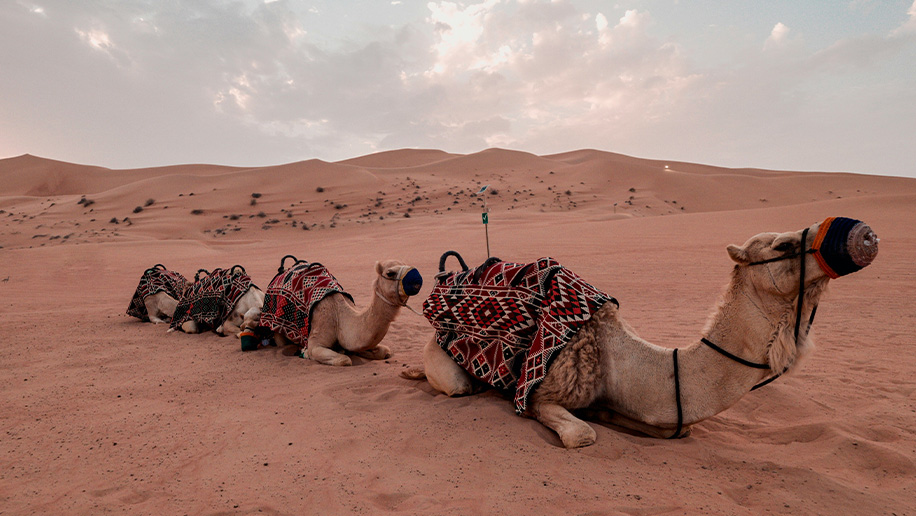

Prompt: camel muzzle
xmin=399 ymin=267 xmax=423 ymax=297
xmin=812 ymin=217 xmax=879 ymax=279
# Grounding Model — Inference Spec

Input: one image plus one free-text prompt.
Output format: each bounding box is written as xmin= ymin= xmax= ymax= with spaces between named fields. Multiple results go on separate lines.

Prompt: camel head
xmin=724 ymin=217 xmax=878 ymax=372
xmin=726 ymin=217 xmax=879 ymax=293
xmin=375 ymin=259 xmax=423 ymax=306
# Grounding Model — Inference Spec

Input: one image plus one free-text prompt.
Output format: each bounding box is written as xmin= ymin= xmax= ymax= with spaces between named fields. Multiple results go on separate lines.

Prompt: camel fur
xmin=405 ymin=220 xmax=872 ymax=448
xmin=243 ymin=260 xmax=419 ymax=366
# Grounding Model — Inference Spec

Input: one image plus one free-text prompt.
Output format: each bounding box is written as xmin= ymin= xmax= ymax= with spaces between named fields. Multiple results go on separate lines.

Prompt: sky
xmin=1 ymin=0 xmax=914 ymax=178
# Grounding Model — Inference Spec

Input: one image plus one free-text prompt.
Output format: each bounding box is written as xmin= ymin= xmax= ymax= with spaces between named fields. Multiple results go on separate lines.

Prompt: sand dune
xmin=1 ymin=148 xmax=914 ymax=514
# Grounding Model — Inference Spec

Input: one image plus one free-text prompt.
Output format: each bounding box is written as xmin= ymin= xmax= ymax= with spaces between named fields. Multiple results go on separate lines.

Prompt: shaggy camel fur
xmin=244 ymin=260 xmax=421 ymax=366
xmin=406 ymin=219 xmax=878 ymax=448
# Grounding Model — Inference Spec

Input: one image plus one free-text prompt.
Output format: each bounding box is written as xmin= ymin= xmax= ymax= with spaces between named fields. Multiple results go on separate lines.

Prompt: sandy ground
xmin=1 ymin=149 xmax=914 ymax=515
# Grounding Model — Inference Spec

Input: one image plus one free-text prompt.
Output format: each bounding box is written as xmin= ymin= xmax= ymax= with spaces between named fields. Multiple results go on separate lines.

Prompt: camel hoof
xmin=560 ymin=425 xmax=597 ymax=449
xmin=329 ymin=355 xmax=353 ymax=367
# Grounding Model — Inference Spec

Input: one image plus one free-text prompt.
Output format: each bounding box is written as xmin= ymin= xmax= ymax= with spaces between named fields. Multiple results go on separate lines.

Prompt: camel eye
xmin=774 ymin=241 xmax=795 ymax=252
xmin=385 ymin=270 xmax=397 ymax=279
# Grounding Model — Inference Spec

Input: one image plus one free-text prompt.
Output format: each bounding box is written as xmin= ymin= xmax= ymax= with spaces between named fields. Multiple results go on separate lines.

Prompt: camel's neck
xmin=602 ymin=269 xmax=818 ymax=429
xmin=337 ymin=280 xmax=400 ymax=351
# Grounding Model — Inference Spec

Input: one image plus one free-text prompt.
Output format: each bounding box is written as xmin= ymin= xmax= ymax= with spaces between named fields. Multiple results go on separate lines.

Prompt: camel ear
xmin=727 ymin=244 xmax=750 ymax=264
xmin=375 ymin=261 xmax=384 ymax=276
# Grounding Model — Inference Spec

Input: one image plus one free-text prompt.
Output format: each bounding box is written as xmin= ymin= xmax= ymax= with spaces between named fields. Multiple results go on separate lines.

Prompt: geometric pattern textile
xmin=169 ymin=266 xmax=256 ymax=331
xmin=126 ymin=264 xmax=191 ymax=321
xmin=257 ymin=261 xmax=352 ymax=349
xmin=423 ymin=257 xmax=616 ymax=414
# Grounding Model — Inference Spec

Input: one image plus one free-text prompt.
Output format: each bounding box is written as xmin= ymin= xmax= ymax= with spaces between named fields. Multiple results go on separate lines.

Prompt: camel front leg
xmin=422 ymin=337 xmax=478 ymax=397
xmin=577 ymin=407 xmax=690 ymax=439
xmin=354 ymin=344 xmax=391 ymax=361
xmin=532 ymin=401 xmax=597 ymax=448
xmin=306 ymin=343 xmax=353 ymax=367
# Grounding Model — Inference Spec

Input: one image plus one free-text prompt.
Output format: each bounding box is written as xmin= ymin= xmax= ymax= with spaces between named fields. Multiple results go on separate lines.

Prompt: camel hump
xmin=400 ymin=367 xmax=427 ymax=380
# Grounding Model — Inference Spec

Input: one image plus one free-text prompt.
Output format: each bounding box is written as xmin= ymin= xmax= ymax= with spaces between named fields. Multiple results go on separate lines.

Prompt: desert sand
xmin=1 ymin=149 xmax=914 ymax=515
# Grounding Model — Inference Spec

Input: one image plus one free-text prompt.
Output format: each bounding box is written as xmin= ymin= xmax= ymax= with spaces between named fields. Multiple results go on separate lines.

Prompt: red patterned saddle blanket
xmin=258 ymin=260 xmax=352 ymax=348
xmin=170 ymin=266 xmax=256 ymax=331
xmin=126 ymin=264 xmax=190 ymax=321
xmin=423 ymin=256 xmax=615 ymax=414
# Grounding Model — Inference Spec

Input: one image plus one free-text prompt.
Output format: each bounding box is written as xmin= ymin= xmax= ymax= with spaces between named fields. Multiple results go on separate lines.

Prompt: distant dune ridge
xmin=1 ymin=148 xmax=914 ymax=514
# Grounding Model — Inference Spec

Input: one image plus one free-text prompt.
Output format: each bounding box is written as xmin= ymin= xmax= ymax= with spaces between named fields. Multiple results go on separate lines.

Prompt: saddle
xmin=169 ymin=265 xmax=256 ymax=331
xmin=257 ymin=255 xmax=353 ymax=348
xmin=126 ymin=264 xmax=190 ymax=321
xmin=423 ymin=252 xmax=616 ymax=414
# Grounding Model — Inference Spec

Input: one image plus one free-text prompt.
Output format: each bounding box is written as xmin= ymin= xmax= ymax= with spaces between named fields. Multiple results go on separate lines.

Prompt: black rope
xmin=668 ymin=348 xmax=684 ymax=439
xmin=700 ymin=338 xmax=769 ymax=369
xmin=793 ymin=227 xmax=810 ymax=345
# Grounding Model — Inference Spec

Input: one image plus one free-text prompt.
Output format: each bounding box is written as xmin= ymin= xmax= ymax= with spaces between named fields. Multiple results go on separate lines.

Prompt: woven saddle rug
xmin=126 ymin=264 xmax=190 ymax=321
xmin=169 ymin=267 xmax=257 ymax=331
xmin=423 ymin=257 xmax=616 ymax=414
xmin=258 ymin=261 xmax=353 ymax=348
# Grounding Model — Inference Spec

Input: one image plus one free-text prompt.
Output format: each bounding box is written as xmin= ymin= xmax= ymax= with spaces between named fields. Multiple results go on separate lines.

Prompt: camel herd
xmin=127 ymin=217 xmax=879 ymax=448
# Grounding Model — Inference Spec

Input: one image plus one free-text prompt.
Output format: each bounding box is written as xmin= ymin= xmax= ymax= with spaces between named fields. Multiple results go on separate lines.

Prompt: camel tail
xmin=399 ymin=367 xmax=427 ymax=380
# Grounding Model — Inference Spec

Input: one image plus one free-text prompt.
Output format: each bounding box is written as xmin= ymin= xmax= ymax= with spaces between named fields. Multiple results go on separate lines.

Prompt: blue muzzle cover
xmin=400 ymin=268 xmax=423 ymax=297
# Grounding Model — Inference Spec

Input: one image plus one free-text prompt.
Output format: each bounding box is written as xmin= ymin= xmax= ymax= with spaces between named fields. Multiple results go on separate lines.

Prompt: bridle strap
xmin=668 ymin=349 xmax=684 ymax=439
xmin=700 ymin=338 xmax=769 ymax=369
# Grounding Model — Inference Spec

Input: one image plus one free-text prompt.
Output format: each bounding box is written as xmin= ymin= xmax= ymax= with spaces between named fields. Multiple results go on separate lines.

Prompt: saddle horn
xmin=278 ymin=255 xmax=299 ymax=273
xmin=438 ymin=251 xmax=469 ymax=273
xmin=194 ymin=268 xmax=210 ymax=282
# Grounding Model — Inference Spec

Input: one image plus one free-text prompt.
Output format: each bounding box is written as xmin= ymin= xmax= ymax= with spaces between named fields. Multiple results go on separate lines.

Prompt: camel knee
xmin=534 ymin=402 xmax=597 ymax=449
xmin=423 ymin=339 xmax=475 ymax=396
xmin=356 ymin=344 xmax=391 ymax=361
xmin=307 ymin=346 xmax=353 ymax=367
xmin=181 ymin=320 xmax=199 ymax=334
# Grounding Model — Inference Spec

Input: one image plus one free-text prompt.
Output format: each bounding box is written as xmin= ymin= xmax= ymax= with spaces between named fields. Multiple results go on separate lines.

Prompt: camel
xmin=404 ymin=217 xmax=879 ymax=448
xmin=168 ymin=265 xmax=265 ymax=336
xmin=241 ymin=256 xmax=422 ymax=366
xmin=126 ymin=264 xmax=190 ymax=324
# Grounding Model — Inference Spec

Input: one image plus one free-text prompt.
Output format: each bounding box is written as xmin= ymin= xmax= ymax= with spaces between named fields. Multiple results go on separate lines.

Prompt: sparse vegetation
xmin=191 ymin=209 xmax=204 ymax=215
xmin=251 ymin=192 xmax=262 ymax=198
xmin=133 ymin=206 xmax=143 ymax=214
xmin=316 ymin=187 xmax=325 ymax=193
xmin=144 ymin=198 xmax=155 ymax=207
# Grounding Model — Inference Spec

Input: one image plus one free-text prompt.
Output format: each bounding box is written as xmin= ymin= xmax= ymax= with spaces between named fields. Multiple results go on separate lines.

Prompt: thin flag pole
xmin=478 ymin=185 xmax=490 ymax=257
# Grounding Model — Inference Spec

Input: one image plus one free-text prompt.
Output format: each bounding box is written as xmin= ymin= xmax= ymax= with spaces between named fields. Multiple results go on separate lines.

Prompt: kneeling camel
xmin=404 ymin=217 xmax=879 ymax=448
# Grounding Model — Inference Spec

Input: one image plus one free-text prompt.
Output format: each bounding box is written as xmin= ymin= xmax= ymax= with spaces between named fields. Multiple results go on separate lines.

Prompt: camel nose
xmin=848 ymin=222 xmax=878 ymax=268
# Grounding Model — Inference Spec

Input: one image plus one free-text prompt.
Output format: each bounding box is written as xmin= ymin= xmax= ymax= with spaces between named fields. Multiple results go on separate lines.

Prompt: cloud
xmin=0 ymin=0 xmax=913 ymax=177
xmin=764 ymin=22 xmax=790 ymax=49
